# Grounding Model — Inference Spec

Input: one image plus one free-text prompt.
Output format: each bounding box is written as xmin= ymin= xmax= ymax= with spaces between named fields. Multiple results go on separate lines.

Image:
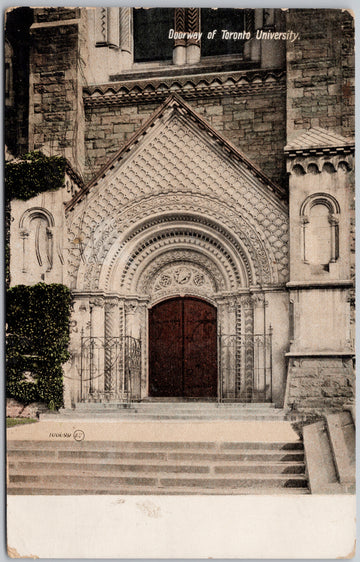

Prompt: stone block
xmin=205 ymin=106 xmax=223 ymax=116
xmin=113 ymin=123 xmax=135 ymax=133
xmin=253 ymin=122 xmax=272 ymax=132
xmin=233 ymin=110 xmax=255 ymax=120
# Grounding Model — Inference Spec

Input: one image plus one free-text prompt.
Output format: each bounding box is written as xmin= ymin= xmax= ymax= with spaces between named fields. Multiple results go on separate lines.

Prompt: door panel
xmin=149 ymin=298 xmax=183 ymax=396
xmin=183 ymin=299 xmax=217 ymax=397
xmin=149 ymin=297 xmax=217 ymax=398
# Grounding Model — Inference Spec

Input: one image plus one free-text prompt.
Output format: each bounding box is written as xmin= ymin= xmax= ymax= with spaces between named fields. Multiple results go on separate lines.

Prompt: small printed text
xmin=168 ymin=29 xmax=300 ymax=43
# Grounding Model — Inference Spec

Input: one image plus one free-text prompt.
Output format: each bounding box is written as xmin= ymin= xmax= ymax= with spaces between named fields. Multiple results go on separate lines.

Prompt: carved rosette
xmin=152 ymin=263 xmax=214 ymax=299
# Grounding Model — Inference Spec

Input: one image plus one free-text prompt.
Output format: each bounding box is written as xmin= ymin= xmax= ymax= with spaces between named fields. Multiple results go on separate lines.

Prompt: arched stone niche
xmin=300 ymin=193 xmax=340 ymax=269
xmin=19 ymin=207 xmax=55 ymax=275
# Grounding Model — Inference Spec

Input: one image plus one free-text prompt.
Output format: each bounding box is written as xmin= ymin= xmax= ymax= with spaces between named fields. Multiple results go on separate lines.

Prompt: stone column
xmin=252 ymin=293 xmax=267 ymax=400
xmin=240 ymin=295 xmax=254 ymax=402
xmin=45 ymin=227 xmax=53 ymax=271
xmin=107 ymin=7 xmax=120 ymax=48
xmin=104 ymin=297 xmax=119 ymax=396
xmin=173 ymin=8 xmax=186 ymax=65
xmin=186 ymin=8 xmax=201 ymax=64
xmin=138 ymin=302 xmax=148 ymax=399
xmin=124 ymin=300 xmax=140 ymax=400
xmin=119 ymin=7 xmax=132 ymax=67
xmin=235 ymin=296 xmax=242 ymax=398
xmin=217 ymin=296 xmax=237 ymax=400
xmin=20 ymin=230 xmax=29 ymax=273
xmin=89 ymin=296 xmax=105 ymax=397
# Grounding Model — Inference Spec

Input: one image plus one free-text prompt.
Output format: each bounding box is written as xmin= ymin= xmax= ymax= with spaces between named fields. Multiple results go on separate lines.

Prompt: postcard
xmin=5 ymin=7 xmax=355 ymax=558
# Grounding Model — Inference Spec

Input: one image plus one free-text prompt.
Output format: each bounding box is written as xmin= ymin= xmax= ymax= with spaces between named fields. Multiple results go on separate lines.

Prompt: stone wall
xmin=285 ymin=357 xmax=355 ymax=417
xmin=29 ymin=10 xmax=86 ymax=176
xmin=5 ymin=7 xmax=34 ymax=156
xmin=286 ymin=8 xmax=355 ymax=348
xmin=286 ymin=9 xmax=355 ymax=142
xmin=84 ymin=79 xmax=287 ymax=185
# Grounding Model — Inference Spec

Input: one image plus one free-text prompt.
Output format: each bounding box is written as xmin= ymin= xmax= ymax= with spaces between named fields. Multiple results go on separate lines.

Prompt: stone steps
xmin=8 ymin=486 xmax=310 ymax=496
xmin=75 ymin=401 xmax=276 ymax=409
xmin=9 ymin=460 xmax=306 ymax=475
xmin=7 ymin=439 xmax=309 ymax=495
xmin=41 ymin=402 xmax=288 ymax=422
xmin=43 ymin=414 xmax=287 ymax=422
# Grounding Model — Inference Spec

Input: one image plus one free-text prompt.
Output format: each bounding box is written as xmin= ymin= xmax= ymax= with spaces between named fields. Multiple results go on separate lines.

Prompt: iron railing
xmin=80 ymin=333 xmax=141 ymax=402
xmin=218 ymin=328 xmax=273 ymax=403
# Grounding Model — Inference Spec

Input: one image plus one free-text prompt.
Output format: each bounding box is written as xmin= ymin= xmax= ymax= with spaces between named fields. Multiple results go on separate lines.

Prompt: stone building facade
xmin=5 ymin=8 xmax=355 ymax=415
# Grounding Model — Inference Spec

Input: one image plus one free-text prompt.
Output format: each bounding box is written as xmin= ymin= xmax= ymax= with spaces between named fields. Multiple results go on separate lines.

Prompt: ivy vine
xmin=5 ymin=151 xmax=67 ymax=201
xmin=6 ymin=283 xmax=72 ymax=409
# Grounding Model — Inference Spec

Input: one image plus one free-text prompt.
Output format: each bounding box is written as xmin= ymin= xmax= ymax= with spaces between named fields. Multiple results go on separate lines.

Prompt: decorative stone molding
xmin=151 ymin=263 xmax=215 ymax=298
xmin=70 ymin=193 xmax=283 ymax=290
xmin=138 ymin=249 xmax=223 ymax=296
xmin=287 ymin=153 xmax=354 ymax=175
xmin=118 ymin=228 xmax=243 ymax=292
xmin=285 ymin=127 xmax=354 ymax=175
xmin=83 ymin=69 xmax=285 ymax=107
xmin=124 ymin=301 xmax=138 ymax=314
xmin=89 ymin=297 xmax=105 ymax=308
xmin=67 ymin=98 xmax=288 ymax=290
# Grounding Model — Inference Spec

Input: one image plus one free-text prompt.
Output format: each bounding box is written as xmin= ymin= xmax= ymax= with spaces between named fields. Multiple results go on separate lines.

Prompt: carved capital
xmin=105 ymin=297 xmax=119 ymax=310
xmin=240 ymin=295 xmax=254 ymax=308
xmin=125 ymin=301 xmax=138 ymax=314
xmin=89 ymin=297 xmax=105 ymax=309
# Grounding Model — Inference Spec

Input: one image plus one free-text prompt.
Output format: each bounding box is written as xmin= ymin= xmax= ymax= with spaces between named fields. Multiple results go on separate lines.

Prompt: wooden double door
xmin=149 ymin=297 xmax=217 ymax=398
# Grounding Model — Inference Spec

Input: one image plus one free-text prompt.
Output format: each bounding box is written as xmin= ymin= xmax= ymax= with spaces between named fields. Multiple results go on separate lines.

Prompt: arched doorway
xmin=149 ymin=297 xmax=217 ymax=398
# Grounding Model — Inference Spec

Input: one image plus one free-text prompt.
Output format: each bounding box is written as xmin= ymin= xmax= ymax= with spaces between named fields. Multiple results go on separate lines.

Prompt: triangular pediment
xmin=285 ymin=127 xmax=354 ymax=152
xmin=66 ymin=94 xmax=285 ymax=212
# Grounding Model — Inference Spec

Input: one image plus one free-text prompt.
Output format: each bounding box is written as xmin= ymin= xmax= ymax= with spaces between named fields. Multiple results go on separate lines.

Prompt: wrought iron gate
xmin=218 ymin=329 xmax=273 ymax=402
xmin=80 ymin=333 xmax=141 ymax=402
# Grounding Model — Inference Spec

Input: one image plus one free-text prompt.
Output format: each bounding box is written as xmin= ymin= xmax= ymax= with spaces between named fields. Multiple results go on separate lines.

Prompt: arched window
xmin=300 ymin=193 xmax=340 ymax=269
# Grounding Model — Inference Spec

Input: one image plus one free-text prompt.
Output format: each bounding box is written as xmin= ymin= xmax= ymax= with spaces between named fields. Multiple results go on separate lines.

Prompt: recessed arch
xmin=19 ymin=207 xmax=55 ymax=230
xmin=96 ymin=216 xmax=254 ymax=294
xmin=300 ymin=192 xmax=341 ymax=217
xmin=300 ymin=192 xmax=340 ymax=266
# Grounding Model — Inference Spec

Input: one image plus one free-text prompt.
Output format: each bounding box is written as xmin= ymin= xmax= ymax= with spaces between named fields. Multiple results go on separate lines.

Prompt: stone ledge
xmin=285 ymin=351 xmax=354 ymax=357
xmin=30 ymin=18 xmax=80 ymax=30
xmin=286 ymin=280 xmax=354 ymax=289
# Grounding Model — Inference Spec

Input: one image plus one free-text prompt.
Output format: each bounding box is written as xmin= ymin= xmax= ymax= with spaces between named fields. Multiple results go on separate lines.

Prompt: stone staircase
xmin=41 ymin=402 xmax=288 ymax=422
xmin=303 ymin=409 xmax=355 ymax=494
xmin=7 ymin=438 xmax=309 ymax=495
